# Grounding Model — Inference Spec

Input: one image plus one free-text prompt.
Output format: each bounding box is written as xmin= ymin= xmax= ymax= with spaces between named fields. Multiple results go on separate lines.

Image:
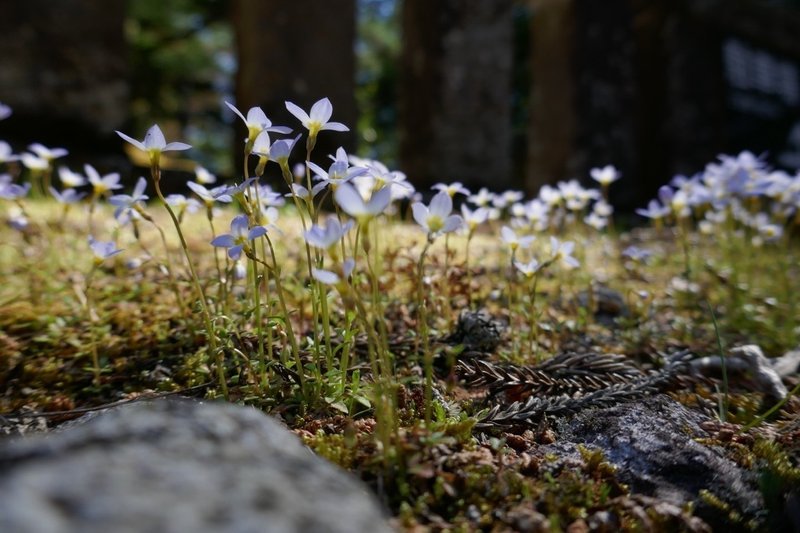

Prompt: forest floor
xmin=1 ymin=201 xmax=799 ymax=532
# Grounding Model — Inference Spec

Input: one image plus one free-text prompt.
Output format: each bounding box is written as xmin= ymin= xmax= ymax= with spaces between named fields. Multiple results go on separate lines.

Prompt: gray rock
xmin=542 ymin=395 xmax=763 ymax=529
xmin=691 ymin=344 xmax=788 ymax=400
xmin=0 ymin=399 xmax=392 ymax=533
xmin=772 ymin=348 xmax=800 ymax=378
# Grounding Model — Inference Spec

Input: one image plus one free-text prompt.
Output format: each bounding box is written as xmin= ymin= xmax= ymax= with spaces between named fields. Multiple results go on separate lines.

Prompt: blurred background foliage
xmin=126 ymin=0 xmax=235 ymax=174
xmin=125 ymin=0 xmax=400 ymax=176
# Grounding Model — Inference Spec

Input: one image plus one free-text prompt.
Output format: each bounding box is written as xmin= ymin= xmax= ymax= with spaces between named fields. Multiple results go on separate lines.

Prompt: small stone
xmin=444 ymin=310 xmax=505 ymax=353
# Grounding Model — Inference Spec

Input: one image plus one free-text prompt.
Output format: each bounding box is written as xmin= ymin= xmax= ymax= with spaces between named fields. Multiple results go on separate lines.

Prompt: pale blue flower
xmin=109 ymin=177 xmax=149 ymax=220
xmin=0 ymin=181 xmax=30 ymax=200
xmin=635 ymin=199 xmax=669 ymax=221
xmin=49 ymin=186 xmax=86 ymax=204
xmin=166 ymin=194 xmax=202 ymax=215
xmin=210 ymin=214 xmax=267 ymax=259
xmin=308 ymin=147 xmax=367 ymax=191
xmin=0 ymin=103 xmax=11 ymax=120
xmin=622 ymin=246 xmax=652 ymax=262
xmin=89 ymin=236 xmax=123 ymax=262
xmin=0 ymin=141 xmax=19 ymax=163
xmin=312 ymin=258 xmax=355 ymax=286
xmin=187 ymin=181 xmax=234 ymax=207
xmin=304 ymin=216 xmax=354 ymax=251
xmin=269 ymin=135 xmax=302 ymax=165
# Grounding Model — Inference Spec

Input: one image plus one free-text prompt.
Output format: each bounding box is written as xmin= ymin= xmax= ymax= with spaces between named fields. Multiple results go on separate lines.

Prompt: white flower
xmin=514 ymin=258 xmax=542 ymax=278
xmin=285 ymin=97 xmax=349 ymax=137
xmin=58 ymin=166 xmax=86 ymax=188
xmin=432 ymin=182 xmax=470 ymax=198
xmin=468 ymin=187 xmax=494 ymax=207
xmin=334 ymin=182 xmax=392 ymax=222
xmin=115 ymin=124 xmax=191 ymax=167
xmin=590 ymin=165 xmax=620 ymax=187
xmin=28 ymin=143 xmax=67 ymax=161
xmin=461 ymin=204 xmax=489 ymax=232
xmin=411 ymin=191 xmax=464 ymax=238
xmin=501 ymin=226 xmax=534 ymax=252
xmin=225 ymin=102 xmax=291 ymax=147
xmin=584 ymin=212 xmax=608 ymax=231
xmin=0 ymin=141 xmax=19 ymax=163
xmin=549 ymin=236 xmax=580 ymax=269
xmin=194 ymin=166 xmax=217 ymax=185
xmin=20 ymin=153 xmax=49 ymax=171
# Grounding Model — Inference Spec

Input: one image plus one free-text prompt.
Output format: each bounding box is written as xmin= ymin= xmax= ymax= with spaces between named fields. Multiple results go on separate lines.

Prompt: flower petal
xmin=411 ymin=203 xmax=429 ymax=228
xmin=246 ymin=107 xmax=268 ymax=127
xmin=312 ymin=267 xmax=339 ymax=285
xmin=429 ymin=190 xmax=452 ymax=218
xmin=227 ymin=245 xmax=244 ymax=260
xmin=266 ymin=125 xmax=292 ymax=135
xmin=442 ymin=215 xmax=464 ymax=234
xmin=307 ymin=161 xmax=328 ymax=179
xmin=320 ymin=122 xmax=349 ymax=132
xmin=367 ymin=186 xmax=392 ymax=215
xmin=342 ymin=258 xmax=355 ymax=277
xmin=163 ymin=142 xmax=192 ymax=152
xmin=285 ymin=101 xmax=310 ymax=125
xmin=247 ymin=226 xmax=267 ymax=240
xmin=225 ymin=101 xmax=247 ymax=124
xmin=335 ymin=183 xmax=366 ymax=217
xmin=211 ymin=234 xmax=235 ymax=248
xmin=143 ymin=125 xmax=166 ymax=150
xmin=309 ymin=97 xmax=333 ymax=123
xmin=230 ymin=214 xmax=250 ymax=237
xmin=115 ymin=131 xmax=146 ymax=152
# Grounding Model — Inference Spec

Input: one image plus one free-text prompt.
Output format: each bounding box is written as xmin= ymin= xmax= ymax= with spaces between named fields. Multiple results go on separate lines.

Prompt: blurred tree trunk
xmin=0 ymin=0 xmax=127 ymax=157
xmin=232 ymin=0 xmax=357 ymax=171
xmin=527 ymin=0 xmax=576 ymax=196
xmin=399 ymin=0 xmax=515 ymax=193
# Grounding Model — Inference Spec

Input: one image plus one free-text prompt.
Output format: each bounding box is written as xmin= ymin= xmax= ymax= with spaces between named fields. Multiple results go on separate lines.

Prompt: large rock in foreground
xmin=0 ymin=399 xmax=391 ymax=533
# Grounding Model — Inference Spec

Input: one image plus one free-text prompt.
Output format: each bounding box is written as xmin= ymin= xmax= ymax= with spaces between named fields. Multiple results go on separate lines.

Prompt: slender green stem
xmin=84 ymin=266 xmax=101 ymax=386
xmin=250 ymin=255 xmax=267 ymax=390
xmin=465 ymin=233 xmax=474 ymax=307
xmin=142 ymin=212 xmax=187 ymax=316
xmin=151 ymin=167 xmax=227 ymax=399
xmin=707 ymin=301 xmax=728 ymax=423
xmin=258 ymin=237 xmax=307 ymax=394
xmin=416 ymin=240 xmax=433 ymax=424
